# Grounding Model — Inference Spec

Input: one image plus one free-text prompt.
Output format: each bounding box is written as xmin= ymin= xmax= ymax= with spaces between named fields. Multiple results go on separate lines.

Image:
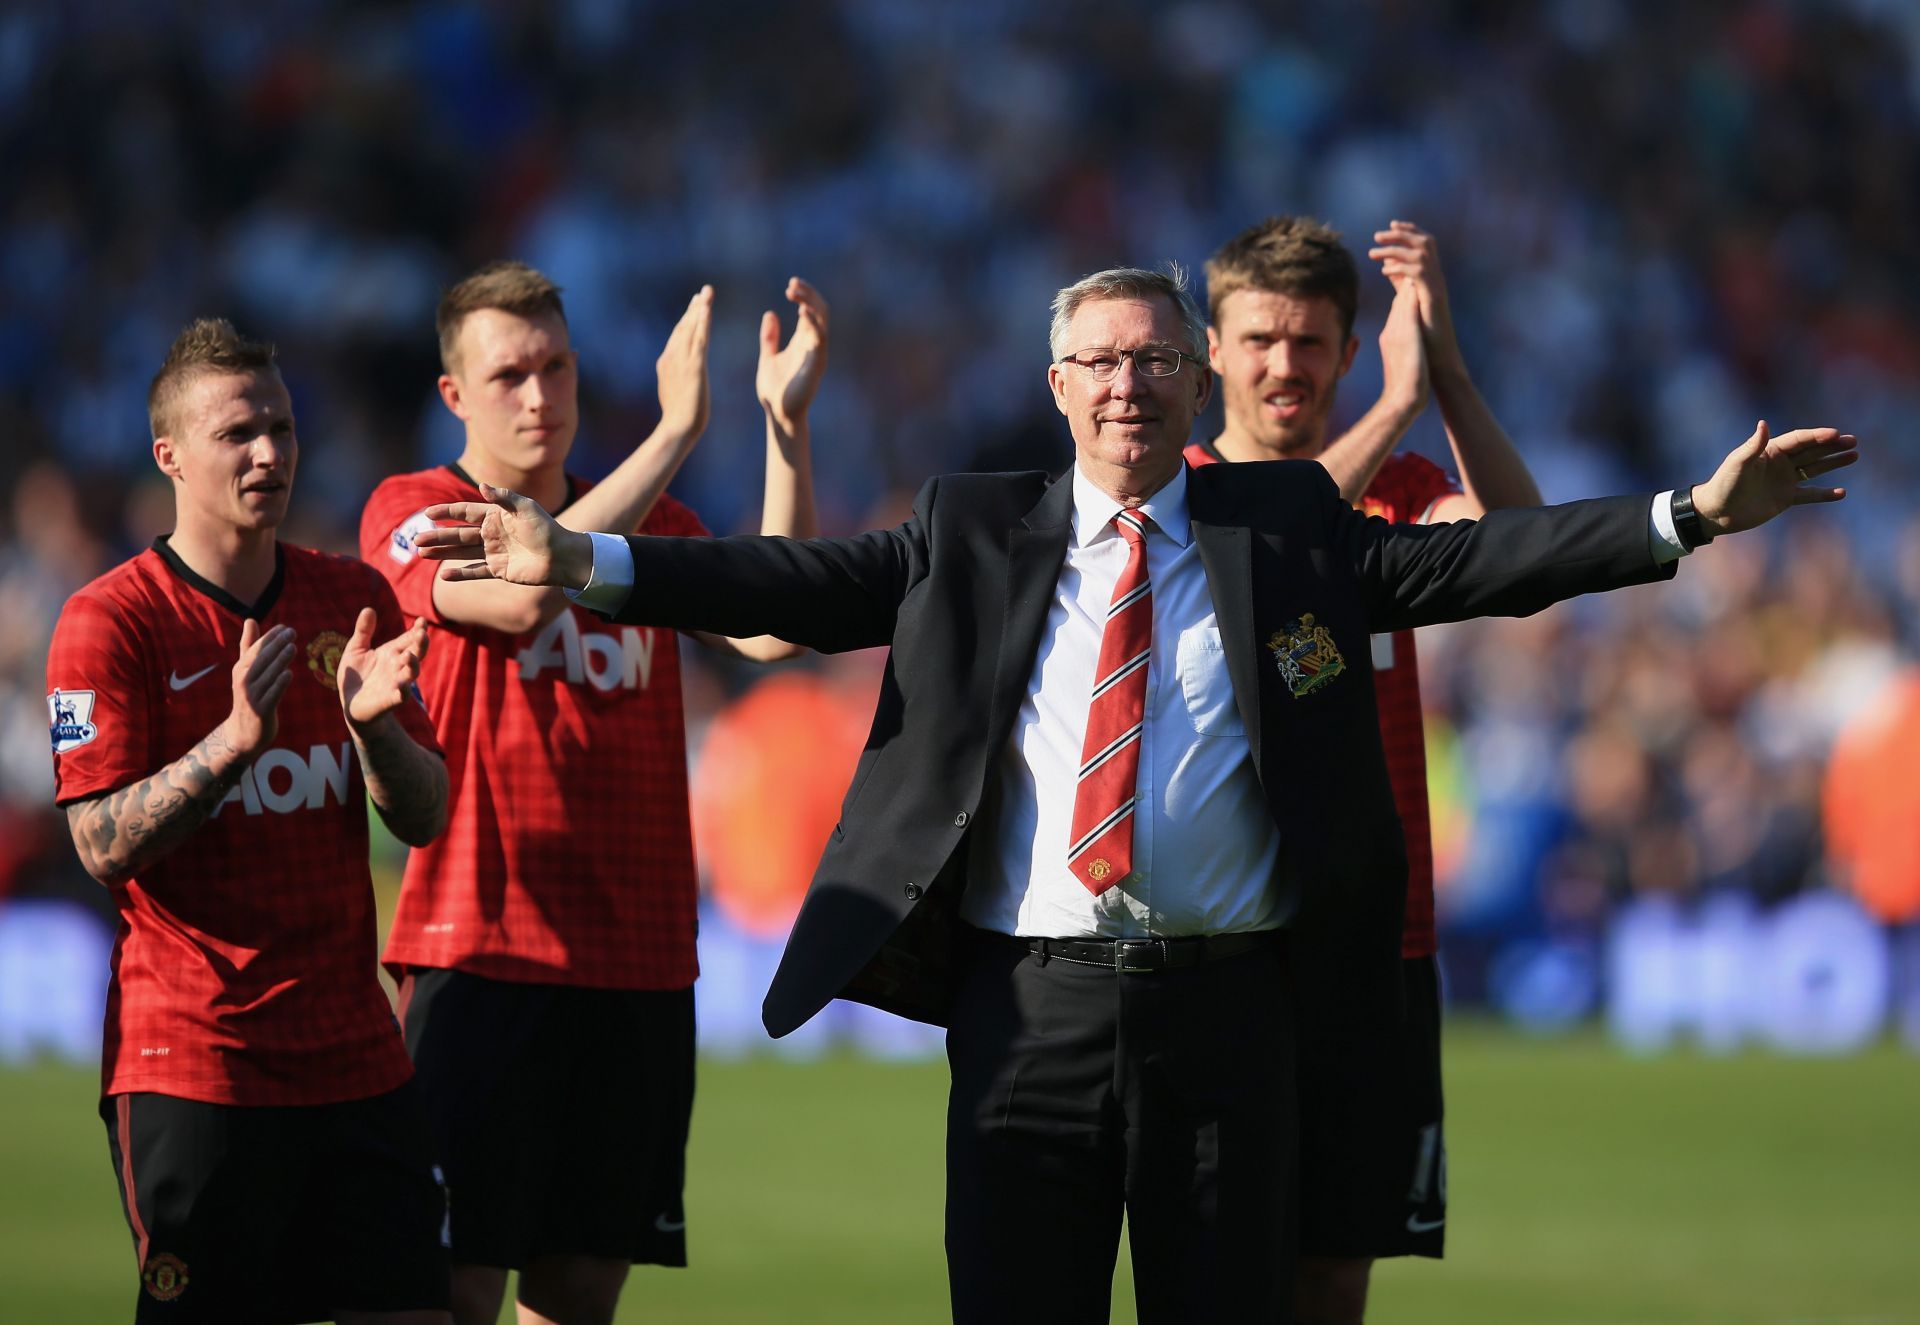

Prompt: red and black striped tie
xmin=1069 ymin=509 xmax=1152 ymax=894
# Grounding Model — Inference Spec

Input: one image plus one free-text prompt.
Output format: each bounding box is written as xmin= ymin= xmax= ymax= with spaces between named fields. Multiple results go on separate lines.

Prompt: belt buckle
xmin=1112 ymin=938 xmax=1160 ymax=974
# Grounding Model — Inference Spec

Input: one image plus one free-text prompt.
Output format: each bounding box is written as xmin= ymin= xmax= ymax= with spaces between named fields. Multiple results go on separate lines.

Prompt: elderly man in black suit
xmin=411 ymin=265 xmax=1854 ymax=1325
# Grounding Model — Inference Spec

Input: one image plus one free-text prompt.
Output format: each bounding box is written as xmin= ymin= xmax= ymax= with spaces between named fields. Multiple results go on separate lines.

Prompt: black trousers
xmin=944 ymin=927 xmax=1296 ymax=1324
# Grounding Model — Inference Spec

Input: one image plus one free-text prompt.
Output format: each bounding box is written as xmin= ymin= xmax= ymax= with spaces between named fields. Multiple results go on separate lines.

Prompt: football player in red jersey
xmin=47 ymin=318 xmax=453 ymax=1325
xmin=361 ymin=261 xmax=824 ymax=1325
xmin=1190 ymin=217 xmax=1542 ymax=1325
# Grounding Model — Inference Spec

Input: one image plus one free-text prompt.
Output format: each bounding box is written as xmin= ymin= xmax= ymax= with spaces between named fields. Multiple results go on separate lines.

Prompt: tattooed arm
xmin=338 ymin=608 xmax=448 ymax=847
xmin=65 ymin=620 xmax=297 ymax=886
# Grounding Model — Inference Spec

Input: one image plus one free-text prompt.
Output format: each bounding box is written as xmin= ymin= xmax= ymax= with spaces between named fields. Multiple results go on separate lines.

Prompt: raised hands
xmin=757 ymin=277 xmax=830 ymax=429
xmin=338 ymin=608 xmax=430 ymax=729
xmin=416 ymin=484 xmax=589 ymax=590
xmin=1377 ymin=278 xmax=1430 ymax=418
xmin=220 ymin=619 xmax=297 ymax=757
xmin=1369 ymin=220 xmax=1459 ymax=365
xmin=1693 ymin=422 xmax=1858 ymax=536
xmin=657 ymin=285 xmax=715 ymax=440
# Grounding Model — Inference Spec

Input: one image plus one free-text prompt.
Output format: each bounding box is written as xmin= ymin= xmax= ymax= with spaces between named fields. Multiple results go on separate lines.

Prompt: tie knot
xmin=1113 ymin=509 xmax=1150 ymax=545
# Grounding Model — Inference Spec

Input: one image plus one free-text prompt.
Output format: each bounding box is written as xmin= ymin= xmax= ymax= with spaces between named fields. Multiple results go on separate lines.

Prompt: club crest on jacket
xmin=1266 ymin=614 xmax=1345 ymax=698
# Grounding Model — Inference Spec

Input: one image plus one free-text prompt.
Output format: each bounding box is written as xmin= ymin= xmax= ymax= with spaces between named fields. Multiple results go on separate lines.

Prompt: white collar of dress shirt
xmin=1069 ymin=460 xmax=1193 ymax=549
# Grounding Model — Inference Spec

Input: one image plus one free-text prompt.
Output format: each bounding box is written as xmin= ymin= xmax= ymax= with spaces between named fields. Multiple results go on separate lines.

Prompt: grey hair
xmin=1048 ymin=263 xmax=1208 ymax=361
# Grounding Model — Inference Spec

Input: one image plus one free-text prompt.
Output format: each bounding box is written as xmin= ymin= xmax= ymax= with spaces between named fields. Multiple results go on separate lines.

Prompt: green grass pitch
xmin=2 ymin=1023 xmax=1914 ymax=1323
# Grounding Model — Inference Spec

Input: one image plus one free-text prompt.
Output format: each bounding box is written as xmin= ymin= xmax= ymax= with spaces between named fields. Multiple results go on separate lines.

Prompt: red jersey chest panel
xmin=1183 ymin=447 xmax=1458 ymax=957
xmin=47 ymin=543 xmax=430 ymax=1105
xmin=362 ymin=467 xmax=708 ymax=989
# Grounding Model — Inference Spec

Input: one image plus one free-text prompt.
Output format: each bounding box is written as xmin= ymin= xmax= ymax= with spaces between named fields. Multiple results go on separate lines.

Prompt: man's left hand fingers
xmin=411 ymin=527 xmax=483 ymax=555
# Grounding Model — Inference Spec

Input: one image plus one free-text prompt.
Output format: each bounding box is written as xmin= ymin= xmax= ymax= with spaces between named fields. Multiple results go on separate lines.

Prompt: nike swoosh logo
xmin=168 ymin=665 xmax=219 ymax=691
xmin=654 ymin=1213 xmax=686 ymax=1233
xmin=1406 ymin=1214 xmax=1446 ymax=1233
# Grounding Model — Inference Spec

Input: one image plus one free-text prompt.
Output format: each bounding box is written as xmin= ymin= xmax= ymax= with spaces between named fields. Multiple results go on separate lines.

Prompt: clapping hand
xmin=220 ymin=620 xmax=297 ymax=756
xmin=1377 ymin=278 xmax=1430 ymax=417
xmin=657 ymin=285 xmax=714 ymax=441
xmin=338 ymin=609 xmax=430 ymax=729
xmin=1369 ymin=220 xmax=1458 ymax=363
xmin=756 ymin=277 xmax=830 ymax=430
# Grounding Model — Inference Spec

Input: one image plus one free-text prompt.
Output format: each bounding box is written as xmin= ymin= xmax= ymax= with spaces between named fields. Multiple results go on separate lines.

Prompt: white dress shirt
xmin=958 ymin=463 xmax=1284 ymax=938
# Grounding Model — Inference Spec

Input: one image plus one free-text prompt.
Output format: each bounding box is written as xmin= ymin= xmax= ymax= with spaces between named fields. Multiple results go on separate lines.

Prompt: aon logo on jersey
xmin=516 ymin=614 xmax=657 ymax=692
xmin=213 ymin=741 xmax=353 ymax=817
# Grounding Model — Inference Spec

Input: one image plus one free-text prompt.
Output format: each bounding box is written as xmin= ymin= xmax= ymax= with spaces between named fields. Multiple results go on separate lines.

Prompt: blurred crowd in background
xmin=3 ymin=0 xmax=1919 ymax=1010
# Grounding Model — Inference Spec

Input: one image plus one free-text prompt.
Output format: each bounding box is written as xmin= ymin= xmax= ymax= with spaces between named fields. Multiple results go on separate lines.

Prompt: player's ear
xmin=152 ymin=435 xmax=182 ymax=481
xmin=1339 ymin=334 xmax=1360 ymax=378
xmin=437 ymin=373 xmax=469 ymax=421
xmin=1206 ymin=324 xmax=1223 ymax=373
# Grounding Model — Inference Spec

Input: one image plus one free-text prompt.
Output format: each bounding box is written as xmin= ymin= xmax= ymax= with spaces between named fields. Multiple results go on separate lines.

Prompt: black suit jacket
xmin=608 ymin=461 xmax=1675 ymax=1037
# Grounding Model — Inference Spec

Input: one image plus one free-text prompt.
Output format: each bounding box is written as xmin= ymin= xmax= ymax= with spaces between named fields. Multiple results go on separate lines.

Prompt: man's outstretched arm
xmin=1347 ymin=420 xmax=1857 ymax=630
xmin=411 ymin=475 xmax=920 ymax=655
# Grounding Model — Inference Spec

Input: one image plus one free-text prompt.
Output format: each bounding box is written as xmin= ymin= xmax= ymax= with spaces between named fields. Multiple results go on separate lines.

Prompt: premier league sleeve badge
xmin=1266 ymin=614 xmax=1346 ymax=699
xmin=48 ymin=688 xmax=99 ymax=753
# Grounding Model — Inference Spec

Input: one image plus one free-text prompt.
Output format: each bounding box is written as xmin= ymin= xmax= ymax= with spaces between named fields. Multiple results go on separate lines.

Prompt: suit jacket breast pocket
xmin=1175 ymin=625 xmax=1246 ymax=737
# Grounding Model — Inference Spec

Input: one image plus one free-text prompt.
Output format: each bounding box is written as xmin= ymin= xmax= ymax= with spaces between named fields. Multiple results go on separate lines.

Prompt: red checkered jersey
xmin=362 ymin=465 xmax=707 ymax=989
xmin=1184 ymin=444 xmax=1458 ymax=956
xmin=46 ymin=540 xmax=438 ymax=1105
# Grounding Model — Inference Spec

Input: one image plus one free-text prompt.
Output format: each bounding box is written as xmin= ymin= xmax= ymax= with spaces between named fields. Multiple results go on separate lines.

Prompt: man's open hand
xmin=1692 ymin=421 xmax=1858 ymax=536
xmin=414 ymin=484 xmax=593 ymax=589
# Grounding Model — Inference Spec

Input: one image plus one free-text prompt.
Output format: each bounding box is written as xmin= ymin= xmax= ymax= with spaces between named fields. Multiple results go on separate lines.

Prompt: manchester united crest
xmin=1266 ymin=614 xmax=1346 ymax=699
xmin=143 ymin=1251 xmax=190 ymax=1301
xmin=306 ymin=630 xmax=348 ymax=690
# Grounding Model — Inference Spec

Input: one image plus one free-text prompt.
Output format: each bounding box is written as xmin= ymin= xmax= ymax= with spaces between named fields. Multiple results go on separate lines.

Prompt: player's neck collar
xmin=152 ymin=536 xmax=287 ymax=619
xmin=445 ymin=463 xmax=581 ymax=518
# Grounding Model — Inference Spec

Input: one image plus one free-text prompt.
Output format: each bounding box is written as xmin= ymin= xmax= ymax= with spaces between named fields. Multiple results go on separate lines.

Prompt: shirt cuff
xmin=1649 ymin=490 xmax=1685 ymax=565
xmin=564 ymin=532 xmax=635 ymax=612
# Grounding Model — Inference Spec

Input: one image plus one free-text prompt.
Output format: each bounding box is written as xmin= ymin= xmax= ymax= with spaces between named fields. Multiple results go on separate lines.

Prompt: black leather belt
xmin=1023 ymin=930 xmax=1276 ymax=973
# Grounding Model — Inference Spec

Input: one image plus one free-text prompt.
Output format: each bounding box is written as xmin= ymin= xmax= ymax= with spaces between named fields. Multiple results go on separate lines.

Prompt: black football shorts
xmin=102 ymin=1082 xmax=450 ymax=1323
xmin=399 ymin=967 xmax=695 ymax=1269
xmin=1295 ymin=954 xmax=1447 ymax=1259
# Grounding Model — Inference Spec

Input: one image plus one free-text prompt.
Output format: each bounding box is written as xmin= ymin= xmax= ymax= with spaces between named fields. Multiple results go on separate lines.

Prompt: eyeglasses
xmin=1056 ymin=346 xmax=1204 ymax=381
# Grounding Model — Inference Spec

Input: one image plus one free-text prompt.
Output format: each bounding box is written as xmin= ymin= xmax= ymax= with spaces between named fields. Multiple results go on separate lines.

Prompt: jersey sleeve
xmin=360 ymin=561 xmax=444 ymax=757
xmin=360 ymin=475 xmax=460 ymax=624
xmin=46 ymin=590 xmax=155 ymax=806
xmin=1393 ymin=453 xmax=1463 ymax=525
xmin=641 ymin=493 xmax=712 ymax=539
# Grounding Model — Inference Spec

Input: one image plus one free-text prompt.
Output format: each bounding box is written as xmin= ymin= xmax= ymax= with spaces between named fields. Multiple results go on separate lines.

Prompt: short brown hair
xmin=148 ymin=317 xmax=279 ymax=440
xmin=1204 ymin=216 xmax=1359 ymax=340
xmin=437 ymin=260 xmax=568 ymax=374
